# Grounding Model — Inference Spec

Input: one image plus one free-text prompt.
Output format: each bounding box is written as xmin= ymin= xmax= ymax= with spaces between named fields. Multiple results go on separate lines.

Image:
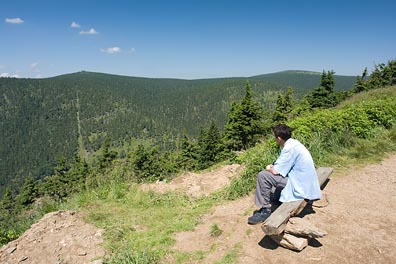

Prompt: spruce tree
xmin=178 ymin=135 xmax=198 ymax=170
xmin=15 ymin=175 xmax=37 ymax=208
xmin=272 ymin=87 xmax=294 ymax=123
xmin=307 ymin=70 xmax=338 ymax=108
xmin=98 ymin=138 xmax=117 ymax=169
xmin=0 ymin=187 xmax=13 ymax=218
xmin=132 ymin=144 xmax=161 ymax=182
xmin=353 ymin=68 xmax=368 ymax=94
xmin=197 ymin=121 xmax=223 ymax=169
xmin=223 ymin=81 xmax=263 ymax=150
xmin=368 ymin=60 xmax=396 ymax=89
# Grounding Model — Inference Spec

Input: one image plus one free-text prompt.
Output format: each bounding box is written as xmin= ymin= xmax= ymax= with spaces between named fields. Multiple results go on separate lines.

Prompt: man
xmin=248 ymin=124 xmax=321 ymax=225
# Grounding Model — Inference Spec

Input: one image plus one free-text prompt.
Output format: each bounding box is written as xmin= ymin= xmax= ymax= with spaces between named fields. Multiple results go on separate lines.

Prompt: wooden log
xmin=269 ymin=233 xmax=308 ymax=251
xmin=262 ymin=167 xmax=333 ymax=235
xmin=284 ymin=217 xmax=327 ymax=238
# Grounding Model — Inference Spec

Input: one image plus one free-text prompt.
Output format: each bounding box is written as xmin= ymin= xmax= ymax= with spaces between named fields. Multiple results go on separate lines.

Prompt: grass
xmin=214 ymin=243 xmax=242 ymax=264
xmin=210 ymin=223 xmax=223 ymax=237
xmin=66 ymin=183 xmax=221 ymax=263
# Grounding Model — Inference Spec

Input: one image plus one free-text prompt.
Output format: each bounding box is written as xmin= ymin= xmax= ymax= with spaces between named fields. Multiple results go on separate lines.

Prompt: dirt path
xmin=170 ymin=155 xmax=396 ymax=264
xmin=1 ymin=155 xmax=395 ymax=263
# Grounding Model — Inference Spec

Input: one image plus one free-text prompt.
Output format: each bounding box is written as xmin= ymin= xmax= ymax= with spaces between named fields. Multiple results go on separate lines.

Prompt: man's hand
xmin=266 ymin=164 xmax=280 ymax=175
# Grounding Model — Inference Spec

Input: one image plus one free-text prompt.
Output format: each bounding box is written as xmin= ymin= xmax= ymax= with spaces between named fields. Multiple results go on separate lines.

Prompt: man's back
xmin=274 ymin=138 xmax=321 ymax=202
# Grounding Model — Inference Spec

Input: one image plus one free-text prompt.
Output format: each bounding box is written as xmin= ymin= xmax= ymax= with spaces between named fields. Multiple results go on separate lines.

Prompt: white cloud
xmin=5 ymin=17 xmax=24 ymax=24
xmin=30 ymin=62 xmax=39 ymax=69
xmin=1 ymin=73 xmax=19 ymax=78
xmin=79 ymin=28 xmax=98 ymax=35
xmin=70 ymin=21 xmax=80 ymax=28
xmin=100 ymin=47 xmax=121 ymax=54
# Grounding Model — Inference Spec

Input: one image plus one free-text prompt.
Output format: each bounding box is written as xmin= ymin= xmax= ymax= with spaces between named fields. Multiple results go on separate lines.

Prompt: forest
xmin=0 ymin=70 xmax=355 ymax=194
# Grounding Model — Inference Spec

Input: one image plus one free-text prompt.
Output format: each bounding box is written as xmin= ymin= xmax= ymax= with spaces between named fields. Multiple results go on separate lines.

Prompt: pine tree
xmin=307 ymin=70 xmax=338 ymax=108
xmin=54 ymin=156 xmax=68 ymax=177
xmin=98 ymin=138 xmax=117 ymax=169
xmin=368 ymin=60 xmax=396 ymax=89
xmin=223 ymin=81 xmax=263 ymax=150
xmin=272 ymin=87 xmax=295 ymax=123
xmin=353 ymin=68 xmax=368 ymax=94
xmin=178 ymin=135 xmax=198 ymax=170
xmin=197 ymin=121 xmax=223 ymax=169
xmin=15 ymin=175 xmax=37 ymax=208
xmin=0 ymin=188 xmax=13 ymax=216
xmin=65 ymin=155 xmax=89 ymax=193
xmin=132 ymin=144 xmax=161 ymax=182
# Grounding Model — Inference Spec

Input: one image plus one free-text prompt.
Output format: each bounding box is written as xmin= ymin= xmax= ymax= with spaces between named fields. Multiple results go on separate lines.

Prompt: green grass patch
xmin=66 ymin=183 xmax=220 ymax=262
xmin=210 ymin=223 xmax=223 ymax=237
xmin=214 ymin=243 xmax=242 ymax=264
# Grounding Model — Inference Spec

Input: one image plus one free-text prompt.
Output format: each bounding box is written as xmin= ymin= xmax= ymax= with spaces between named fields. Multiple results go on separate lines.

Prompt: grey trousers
xmin=255 ymin=170 xmax=288 ymax=208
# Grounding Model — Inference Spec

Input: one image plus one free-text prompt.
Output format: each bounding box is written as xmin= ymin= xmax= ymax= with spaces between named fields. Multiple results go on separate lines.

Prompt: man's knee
xmin=258 ymin=170 xmax=273 ymax=181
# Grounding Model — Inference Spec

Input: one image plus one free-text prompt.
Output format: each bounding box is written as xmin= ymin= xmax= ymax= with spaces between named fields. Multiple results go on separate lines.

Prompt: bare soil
xmin=140 ymin=164 xmax=244 ymax=198
xmin=0 ymin=211 xmax=104 ymax=264
xmin=1 ymin=155 xmax=396 ymax=264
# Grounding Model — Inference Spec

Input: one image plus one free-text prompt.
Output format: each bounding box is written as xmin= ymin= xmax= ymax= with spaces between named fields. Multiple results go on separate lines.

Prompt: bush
xmin=289 ymin=98 xmax=396 ymax=141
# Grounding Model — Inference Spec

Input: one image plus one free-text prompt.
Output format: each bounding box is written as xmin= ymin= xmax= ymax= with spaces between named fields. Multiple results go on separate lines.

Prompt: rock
xmin=18 ymin=256 xmax=28 ymax=262
xmin=6 ymin=246 xmax=17 ymax=254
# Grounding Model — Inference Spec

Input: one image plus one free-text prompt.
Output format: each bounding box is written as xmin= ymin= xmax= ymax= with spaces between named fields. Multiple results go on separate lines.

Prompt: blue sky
xmin=1 ymin=0 xmax=395 ymax=79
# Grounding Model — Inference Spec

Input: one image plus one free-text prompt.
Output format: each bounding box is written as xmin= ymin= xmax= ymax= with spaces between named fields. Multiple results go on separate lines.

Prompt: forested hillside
xmin=251 ymin=70 xmax=356 ymax=92
xmin=0 ymin=71 xmax=355 ymax=193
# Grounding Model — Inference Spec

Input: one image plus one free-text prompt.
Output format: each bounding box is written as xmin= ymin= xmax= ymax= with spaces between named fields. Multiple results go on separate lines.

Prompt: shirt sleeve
xmin=273 ymin=147 xmax=295 ymax=177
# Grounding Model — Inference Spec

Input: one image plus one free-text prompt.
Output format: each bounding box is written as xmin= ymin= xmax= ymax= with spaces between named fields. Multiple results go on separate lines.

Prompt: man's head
xmin=273 ymin=124 xmax=291 ymax=146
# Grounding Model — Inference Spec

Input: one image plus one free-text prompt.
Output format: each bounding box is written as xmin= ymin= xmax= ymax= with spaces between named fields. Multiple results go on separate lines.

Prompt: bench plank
xmin=261 ymin=167 xmax=333 ymax=235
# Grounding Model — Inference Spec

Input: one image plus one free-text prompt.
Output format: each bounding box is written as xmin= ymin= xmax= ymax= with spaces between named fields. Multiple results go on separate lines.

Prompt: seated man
xmin=248 ymin=124 xmax=321 ymax=225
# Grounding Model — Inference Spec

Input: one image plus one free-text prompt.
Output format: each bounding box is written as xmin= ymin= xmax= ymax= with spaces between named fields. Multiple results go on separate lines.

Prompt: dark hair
xmin=273 ymin=124 xmax=292 ymax=141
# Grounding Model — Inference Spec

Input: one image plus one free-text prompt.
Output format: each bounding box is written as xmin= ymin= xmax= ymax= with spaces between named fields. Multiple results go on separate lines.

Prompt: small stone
xmin=77 ymin=250 xmax=87 ymax=256
xmin=6 ymin=246 xmax=17 ymax=254
xmin=18 ymin=256 xmax=28 ymax=262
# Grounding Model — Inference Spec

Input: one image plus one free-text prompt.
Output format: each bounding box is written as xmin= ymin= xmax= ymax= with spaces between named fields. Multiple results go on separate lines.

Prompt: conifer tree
xmin=272 ymin=87 xmax=295 ymax=123
xmin=98 ymin=138 xmax=117 ymax=169
xmin=65 ymin=155 xmax=89 ymax=192
xmin=54 ymin=156 xmax=68 ymax=177
xmin=353 ymin=67 xmax=368 ymax=94
xmin=178 ymin=135 xmax=198 ymax=170
xmin=368 ymin=60 xmax=396 ymax=89
xmin=223 ymin=81 xmax=263 ymax=150
xmin=15 ymin=175 xmax=37 ymax=208
xmin=197 ymin=121 xmax=223 ymax=169
xmin=132 ymin=144 xmax=161 ymax=181
xmin=306 ymin=70 xmax=338 ymax=108
xmin=0 ymin=187 xmax=13 ymax=218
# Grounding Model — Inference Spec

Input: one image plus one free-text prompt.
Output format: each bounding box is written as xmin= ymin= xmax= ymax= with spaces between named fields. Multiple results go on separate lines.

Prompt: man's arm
xmin=266 ymin=164 xmax=280 ymax=175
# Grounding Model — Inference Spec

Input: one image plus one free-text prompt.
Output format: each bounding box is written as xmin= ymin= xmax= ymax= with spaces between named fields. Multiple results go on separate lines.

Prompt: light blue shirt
xmin=273 ymin=138 xmax=321 ymax=202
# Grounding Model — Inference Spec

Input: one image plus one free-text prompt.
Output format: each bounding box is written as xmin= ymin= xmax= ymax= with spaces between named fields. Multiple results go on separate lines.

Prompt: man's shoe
xmin=247 ymin=207 xmax=271 ymax=225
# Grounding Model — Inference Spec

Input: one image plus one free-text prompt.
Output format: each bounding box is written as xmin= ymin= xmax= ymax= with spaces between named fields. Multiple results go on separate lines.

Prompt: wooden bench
xmin=261 ymin=167 xmax=333 ymax=251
